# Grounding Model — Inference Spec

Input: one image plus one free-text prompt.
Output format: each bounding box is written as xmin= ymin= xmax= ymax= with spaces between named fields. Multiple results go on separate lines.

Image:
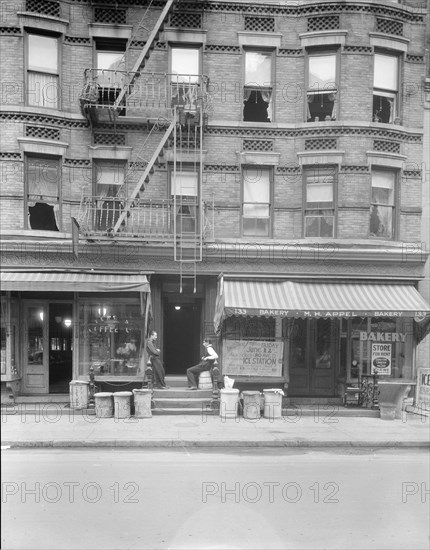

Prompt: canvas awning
xmin=0 ymin=271 xmax=150 ymax=293
xmin=214 ymin=279 xmax=430 ymax=332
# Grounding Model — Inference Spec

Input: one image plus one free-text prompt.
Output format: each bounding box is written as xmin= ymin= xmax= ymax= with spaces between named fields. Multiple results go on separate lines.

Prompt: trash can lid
xmin=132 ymin=389 xmax=152 ymax=394
xmin=241 ymin=391 xmax=261 ymax=396
xmin=69 ymin=380 xmax=89 ymax=385
xmin=94 ymin=392 xmax=113 ymax=397
xmin=113 ymin=391 xmax=133 ymax=397
xmin=221 ymin=388 xmax=239 ymax=394
xmin=263 ymin=388 xmax=284 ymax=394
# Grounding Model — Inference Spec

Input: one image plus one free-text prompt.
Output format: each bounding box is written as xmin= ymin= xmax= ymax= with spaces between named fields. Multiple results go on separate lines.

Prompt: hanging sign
xmin=371 ymin=342 xmax=392 ymax=375
xmin=223 ymin=340 xmax=283 ymax=377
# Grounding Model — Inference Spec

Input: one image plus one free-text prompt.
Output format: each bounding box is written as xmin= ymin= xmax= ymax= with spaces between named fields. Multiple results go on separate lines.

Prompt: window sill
xmin=18 ymin=12 xmax=69 ymax=34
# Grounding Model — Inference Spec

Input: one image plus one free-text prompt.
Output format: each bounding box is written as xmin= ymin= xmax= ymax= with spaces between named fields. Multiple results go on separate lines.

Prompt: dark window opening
xmin=243 ymin=90 xmax=271 ymax=122
xmin=305 ymin=214 xmax=334 ymax=237
xmin=373 ymin=94 xmax=394 ymax=123
xmin=307 ymin=92 xmax=336 ymax=121
xmin=29 ymin=202 xmax=59 ymax=231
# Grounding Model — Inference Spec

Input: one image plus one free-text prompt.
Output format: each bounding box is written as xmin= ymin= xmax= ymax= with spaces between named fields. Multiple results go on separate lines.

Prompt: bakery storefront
xmin=214 ymin=277 xmax=430 ymax=399
xmin=1 ymin=272 xmax=150 ymax=397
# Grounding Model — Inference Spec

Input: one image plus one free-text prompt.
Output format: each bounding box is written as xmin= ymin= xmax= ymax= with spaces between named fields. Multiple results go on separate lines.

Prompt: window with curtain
xmin=27 ymin=33 xmax=59 ymax=109
xmin=370 ymin=169 xmax=395 ymax=239
xmin=307 ymin=52 xmax=337 ymax=122
xmin=26 ymin=156 xmax=61 ymax=231
xmin=93 ymin=161 xmax=126 ymax=232
xmin=171 ymin=169 xmax=199 ymax=234
xmin=242 ymin=166 xmax=271 ymax=236
xmin=304 ymin=167 xmax=336 ymax=237
xmin=373 ymin=53 xmax=399 ymax=123
xmin=171 ymin=47 xmax=200 ymax=110
xmin=243 ymin=51 xmax=273 ymax=122
xmin=95 ymin=39 xmax=126 ymax=111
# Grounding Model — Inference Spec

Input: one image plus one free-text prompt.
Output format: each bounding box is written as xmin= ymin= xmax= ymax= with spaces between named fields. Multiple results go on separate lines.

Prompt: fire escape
xmin=78 ymin=0 xmax=209 ymax=292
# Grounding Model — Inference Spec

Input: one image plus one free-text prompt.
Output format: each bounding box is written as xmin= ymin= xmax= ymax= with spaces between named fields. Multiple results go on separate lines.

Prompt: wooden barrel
xmin=199 ymin=370 xmax=212 ymax=389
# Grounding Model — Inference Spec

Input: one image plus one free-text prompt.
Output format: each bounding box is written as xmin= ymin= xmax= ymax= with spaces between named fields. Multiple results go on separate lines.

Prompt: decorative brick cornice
xmin=0 ymin=112 xmax=88 ymax=129
xmin=343 ymin=45 xmax=372 ymax=54
xmin=64 ymin=35 xmax=91 ymax=44
xmin=205 ymin=44 xmax=240 ymax=53
xmin=340 ymin=165 xmax=370 ymax=173
xmin=0 ymin=152 xmax=21 ymax=160
xmin=0 ymin=27 xmax=22 ymax=35
xmin=63 ymin=158 xmax=91 ymax=167
xmin=206 ymin=126 xmax=422 ymax=143
xmin=65 ymin=1 xmax=425 ymax=24
xmin=406 ymin=54 xmax=424 ymax=63
xmin=204 ymin=164 xmax=239 ymax=172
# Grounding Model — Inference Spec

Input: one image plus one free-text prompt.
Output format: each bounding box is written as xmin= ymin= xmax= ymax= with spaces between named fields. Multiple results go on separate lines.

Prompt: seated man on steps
xmin=187 ymin=339 xmax=218 ymax=390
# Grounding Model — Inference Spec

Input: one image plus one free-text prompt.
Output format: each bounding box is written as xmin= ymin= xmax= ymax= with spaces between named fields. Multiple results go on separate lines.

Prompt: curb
xmin=2 ymin=439 xmax=429 ymax=449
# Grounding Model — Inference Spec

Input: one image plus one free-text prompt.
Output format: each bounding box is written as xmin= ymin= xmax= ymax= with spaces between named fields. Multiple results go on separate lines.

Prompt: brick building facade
xmin=1 ymin=0 xmax=429 ymax=406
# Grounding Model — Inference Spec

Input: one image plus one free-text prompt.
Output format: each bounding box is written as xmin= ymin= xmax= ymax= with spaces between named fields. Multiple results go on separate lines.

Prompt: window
xmin=373 ymin=53 xmax=399 ymax=123
xmin=242 ymin=166 xmax=271 ymax=236
xmin=171 ymin=168 xmax=199 ymax=234
xmin=26 ymin=156 xmax=60 ymax=231
xmin=307 ymin=51 xmax=337 ymax=122
xmin=95 ymin=39 xmax=126 ymax=109
xmin=171 ymin=47 xmax=200 ymax=111
xmin=93 ymin=161 xmax=126 ymax=232
xmin=26 ymin=32 xmax=59 ymax=108
xmin=370 ymin=169 xmax=395 ymax=239
xmin=304 ymin=167 xmax=336 ymax=237
xmin=243 ymin=50 xmax=273 ymax=122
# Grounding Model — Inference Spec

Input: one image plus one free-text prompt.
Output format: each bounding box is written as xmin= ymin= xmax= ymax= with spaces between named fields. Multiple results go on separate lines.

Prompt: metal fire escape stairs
xmin=90 ymin=0 xmax=204 ymax=292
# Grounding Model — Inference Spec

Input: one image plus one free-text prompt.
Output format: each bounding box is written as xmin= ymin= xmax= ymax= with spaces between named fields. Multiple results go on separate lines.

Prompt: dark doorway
xmin=163 ymin=301 xmax=201 ymax=375
xmin=49 ymin=303 xmax=73 ymax=393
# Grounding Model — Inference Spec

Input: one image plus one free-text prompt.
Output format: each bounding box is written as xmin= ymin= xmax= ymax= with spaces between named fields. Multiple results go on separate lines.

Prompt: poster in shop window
xmin=416 ymin=368 xmax=430 ymax=413
xmin=223 ymin=340 xmax=284 ymax=377
xmin=371 ymin=342 xmax=392 ymax=375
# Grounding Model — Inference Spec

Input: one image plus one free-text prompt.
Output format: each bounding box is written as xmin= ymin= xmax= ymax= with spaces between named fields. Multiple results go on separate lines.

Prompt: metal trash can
xmin=94 ymin=392 xmax=114 ymax=418
xmin=132 ymin=389 xmax=152 ymax=418
xmin=220 ymin=388 xmax=240 ymax=419
xmin=241 ymin=391 xmax=261 ymax=420
xmin=69 ymin=380 xmax=89 ymax=410
xmin=113 ymin=391 xmax=133 ymax=419
xmin=263 ymin=389 xmax=283 ymax=419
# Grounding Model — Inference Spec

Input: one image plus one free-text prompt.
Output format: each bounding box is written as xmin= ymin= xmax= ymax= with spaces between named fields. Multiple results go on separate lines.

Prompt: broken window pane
xmin=28 ymin=203 xmax=59 ymax=231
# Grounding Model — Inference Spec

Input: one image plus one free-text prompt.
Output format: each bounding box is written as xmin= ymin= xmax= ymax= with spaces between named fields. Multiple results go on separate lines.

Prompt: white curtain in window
xmin=172 ymin=171 xmax=198 ymax=196
xmin=27 ymin=72 xmax=59 ymax=108
xmin=245 ymin=52 xmax=272 ymax=86
xmin=243 ymin=167 xmax=270 ymax=216
xmin=372 ymin=171 xmax=394 ymax=204
xmin=374 ymin=54 xmax=398 ymax=91
xmin=307 ymin=182 xmax=333 ymax=203
xmin=171 ymin=48 xmax=199 ymax=83
xmin=308 ymin=55 xmax=336 ymax=90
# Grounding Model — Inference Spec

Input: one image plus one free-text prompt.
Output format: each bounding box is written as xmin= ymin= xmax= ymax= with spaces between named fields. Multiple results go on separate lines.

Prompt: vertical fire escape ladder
xmin=173 ymin=112 xmax=204 ymax=293
xmin=113 ymin=0 xmax=178 ymax=112
xmin=111 ymin=114 xmax=178 ymax=234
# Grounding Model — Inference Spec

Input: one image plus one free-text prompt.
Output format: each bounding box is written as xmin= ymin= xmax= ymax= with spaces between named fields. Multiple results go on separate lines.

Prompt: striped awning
xmin=214 ymin=279 xmax=430 ymax=332
xmin=0 ymin=272 xmax=150 ymax=293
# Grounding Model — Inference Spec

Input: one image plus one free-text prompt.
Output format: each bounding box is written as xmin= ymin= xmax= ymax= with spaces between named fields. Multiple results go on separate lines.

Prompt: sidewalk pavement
xmin=1 ymin=408 xmax=429 ymax=449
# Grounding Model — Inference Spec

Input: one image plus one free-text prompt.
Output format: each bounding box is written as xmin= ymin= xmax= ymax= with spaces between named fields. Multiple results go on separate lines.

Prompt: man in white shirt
xmin=187 ymin=339 xmax=218 ymax=390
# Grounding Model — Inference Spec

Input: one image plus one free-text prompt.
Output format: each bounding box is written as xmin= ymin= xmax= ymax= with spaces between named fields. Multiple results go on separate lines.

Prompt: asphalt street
xmin=1 ymin=447 xmax=429 ymax=550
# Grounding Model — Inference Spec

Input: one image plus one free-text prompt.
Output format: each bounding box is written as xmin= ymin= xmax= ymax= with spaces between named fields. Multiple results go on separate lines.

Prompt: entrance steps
xmin=152 ymin=376 xmax=215 ymax=415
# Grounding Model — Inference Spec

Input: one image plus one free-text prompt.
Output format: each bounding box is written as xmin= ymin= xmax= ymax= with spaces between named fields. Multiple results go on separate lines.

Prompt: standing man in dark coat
xmin=146 ymin=331 xmax=169 ymax=389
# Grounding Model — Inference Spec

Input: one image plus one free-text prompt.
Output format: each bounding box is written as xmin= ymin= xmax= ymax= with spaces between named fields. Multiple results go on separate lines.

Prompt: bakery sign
xmin=223 ymin=340 xmax=284 ymax=377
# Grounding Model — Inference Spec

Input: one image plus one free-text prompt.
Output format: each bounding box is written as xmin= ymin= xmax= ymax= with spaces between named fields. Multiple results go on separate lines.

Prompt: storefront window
xmin=223 ymin=316 xmax=275 ymax=340
xmin=78 ymin=300 xmax=144 ymax=377
xmin=350 ymin=317 xmax=412 ymax=379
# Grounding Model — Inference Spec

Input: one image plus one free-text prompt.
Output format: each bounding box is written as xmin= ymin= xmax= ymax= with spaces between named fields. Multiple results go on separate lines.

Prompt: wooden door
xmin=22 ymin=303 xmax=48 ymax=394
